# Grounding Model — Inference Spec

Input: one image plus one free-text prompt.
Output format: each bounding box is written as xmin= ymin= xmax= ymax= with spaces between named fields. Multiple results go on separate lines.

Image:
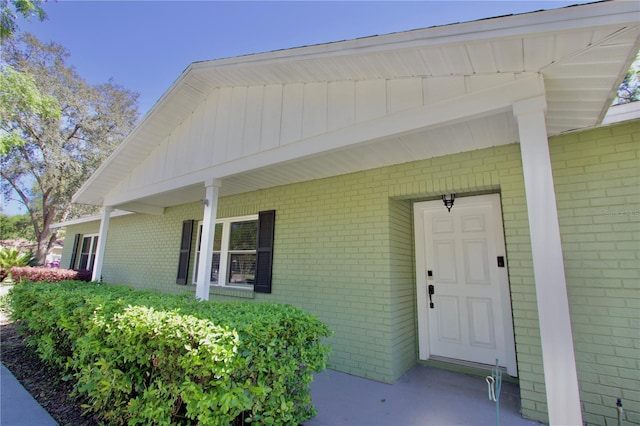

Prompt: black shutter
xmin=254 ymin=210 xmax=275 ymax=294
xmin=68 ymin=234 xmax=81 ymax=269
xmin=176 ymin=220 xmax=194 ymax=285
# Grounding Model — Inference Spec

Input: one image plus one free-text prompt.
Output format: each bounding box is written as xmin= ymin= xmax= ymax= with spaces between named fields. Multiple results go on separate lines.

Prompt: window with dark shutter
xmin=254 ymin=210 xmax=275 ymax=293
xmin=176 ymin=220 xmax=194 ymax=285
xmin=69 ymin=234 xmax=81 ymax=269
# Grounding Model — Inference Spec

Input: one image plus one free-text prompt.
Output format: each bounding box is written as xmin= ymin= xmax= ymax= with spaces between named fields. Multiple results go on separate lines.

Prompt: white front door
xmin=414 ymin=194 xmax=517 ymax=376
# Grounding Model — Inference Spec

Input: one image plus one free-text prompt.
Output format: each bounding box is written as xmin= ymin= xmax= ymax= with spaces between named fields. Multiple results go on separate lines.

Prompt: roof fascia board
xmin=191 ymin=1 xmax=637 ymax=72
xmin=49 ymin=210 xmax=133 ymax=229
xmin=115 ymin=202 xmax=165 ymax=215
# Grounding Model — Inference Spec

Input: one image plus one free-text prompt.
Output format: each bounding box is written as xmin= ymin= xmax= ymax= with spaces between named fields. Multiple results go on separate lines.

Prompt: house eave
xmin=72 ymin=0 xmax=640 ymax=208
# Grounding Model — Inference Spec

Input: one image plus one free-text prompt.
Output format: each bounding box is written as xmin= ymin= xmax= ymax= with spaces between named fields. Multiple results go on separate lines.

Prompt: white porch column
xmin=91 ymin=206 xmax=113 ymax=282
xmin=513 ymin=96 xmax=582 ymax=425
xmin=195 ymin=180 xmax=220 ymax=301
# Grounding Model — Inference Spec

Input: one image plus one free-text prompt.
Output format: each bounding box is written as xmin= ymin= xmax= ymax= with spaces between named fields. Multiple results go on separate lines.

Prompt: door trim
xmin=413 ymin=193 xmax=517 ymax=376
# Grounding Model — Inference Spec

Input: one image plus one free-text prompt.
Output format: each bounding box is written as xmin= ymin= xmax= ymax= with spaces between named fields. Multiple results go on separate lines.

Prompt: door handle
xmin=428 ymin=284 xmax=435 ymax=309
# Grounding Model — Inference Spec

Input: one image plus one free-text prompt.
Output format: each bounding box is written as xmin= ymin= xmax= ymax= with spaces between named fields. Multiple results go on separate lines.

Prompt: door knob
xmin=428 ymin=284 xmax=435 ymax=309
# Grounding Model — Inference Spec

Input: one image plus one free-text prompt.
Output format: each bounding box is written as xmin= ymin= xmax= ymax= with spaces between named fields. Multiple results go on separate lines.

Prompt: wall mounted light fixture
xmin=442 ymin=194 xmax=455 ymax=212
xmin=200 ymin=199 xmax=209 ymax=206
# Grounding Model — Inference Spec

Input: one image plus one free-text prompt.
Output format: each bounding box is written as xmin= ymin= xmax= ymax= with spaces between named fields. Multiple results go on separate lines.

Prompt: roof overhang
xmin=73 ymin=0 xmax=639 ymax=210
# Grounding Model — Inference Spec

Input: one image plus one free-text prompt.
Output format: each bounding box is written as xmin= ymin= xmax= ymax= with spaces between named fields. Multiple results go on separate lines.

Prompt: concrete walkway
xmin=0 ymin=357 xmax=541 ymax=426
xmin=1 ymin=363 xmax=58 ymax=425
xmin=306 ymin=365 xmax=542 ymax=425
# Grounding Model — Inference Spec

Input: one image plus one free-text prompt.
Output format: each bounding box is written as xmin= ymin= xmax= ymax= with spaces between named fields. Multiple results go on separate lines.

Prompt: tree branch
xmin=66 ymin=124 xmax=82 ymax=141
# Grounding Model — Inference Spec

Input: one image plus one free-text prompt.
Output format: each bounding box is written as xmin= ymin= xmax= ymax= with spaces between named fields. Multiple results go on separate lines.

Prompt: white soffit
xmin=74 ymin=1 xmax=640 ymax=207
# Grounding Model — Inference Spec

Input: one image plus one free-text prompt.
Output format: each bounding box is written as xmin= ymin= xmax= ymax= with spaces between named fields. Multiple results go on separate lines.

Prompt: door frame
xmin=413 ymin=193 xmax=517 ymax=376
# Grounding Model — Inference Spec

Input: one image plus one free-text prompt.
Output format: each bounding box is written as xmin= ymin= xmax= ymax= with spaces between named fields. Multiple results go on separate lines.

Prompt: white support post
xmin=195 ymin=180 xmax=220 ymax=301
xmin=91 ymin=206 xmax=113 ymax=282
xmin=513 ymin=96 xmax=582 ymax=425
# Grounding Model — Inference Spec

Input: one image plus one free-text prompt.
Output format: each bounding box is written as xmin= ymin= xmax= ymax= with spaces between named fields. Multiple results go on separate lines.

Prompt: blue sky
xmin=3 ymin=0 xmax=594 ymax=215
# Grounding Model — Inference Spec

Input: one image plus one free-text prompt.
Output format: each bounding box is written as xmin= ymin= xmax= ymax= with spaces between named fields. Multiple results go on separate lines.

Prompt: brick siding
xmin=61 ymin=120 xmax=639 ymax=424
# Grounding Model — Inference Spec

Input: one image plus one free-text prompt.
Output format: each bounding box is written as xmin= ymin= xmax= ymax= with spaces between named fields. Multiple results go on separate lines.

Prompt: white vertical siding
xmin=213 ymin=87 xmax=233 ymax=162
xmin=466 ymin=74 xmax=515 ymax=93
xmin=175 ymin=112 xmax=192 ymax=173
xmin=201 ymin=91 xmax=219 ymax=164
xmin=328 ymin=80 xmax=355 ymax=131
xmin=152 ymin=144 xmax=166 ymax=183
xmin=260 ymin=84 xmax=283 ymax=151
xmin=281 ymin=83 xmax=304 ymax=145
xmin=423 ymin=76 xmax=466 ymax=103
xmin=387 ymin=78 xmax=423 ymax=115
xmin=243 ymin=85 xmax=264 ymax=156
xmin=356 ymin=79 xmax=386 ymax=122
xmin=165 ymin=130 xmax=180 ymax=179
xmin=121 ymin=75 xmax=524 ymax=194
xmin=190 ymin=103 xmax=207 ymax=171
xmin=226 ymin=86 xmax=248 ymax=159
xmin=302 ymin=82 xmax=328 ymax=139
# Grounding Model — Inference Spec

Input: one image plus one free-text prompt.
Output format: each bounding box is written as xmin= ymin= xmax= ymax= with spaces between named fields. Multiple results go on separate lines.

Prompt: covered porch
xmin=308 ymin=365 xmax=540 ymax=425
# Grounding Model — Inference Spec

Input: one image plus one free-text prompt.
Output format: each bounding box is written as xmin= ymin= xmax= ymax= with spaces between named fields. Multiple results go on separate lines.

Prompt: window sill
xmin=205 ymin=285 xmax=255 ymax=299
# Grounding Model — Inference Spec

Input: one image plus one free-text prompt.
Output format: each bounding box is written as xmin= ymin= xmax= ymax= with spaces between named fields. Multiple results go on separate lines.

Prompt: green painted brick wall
xmin=63 ymin=142 xmax=542 ymax=412
xmin=60 ymin=120 xmax=639 ymax=424
xmin=551 ymin=120 xmax=640 ymax=426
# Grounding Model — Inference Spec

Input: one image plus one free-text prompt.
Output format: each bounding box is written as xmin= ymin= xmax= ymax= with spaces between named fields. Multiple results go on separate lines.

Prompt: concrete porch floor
xmin=306 ymin=365 xmax=543 ymax=426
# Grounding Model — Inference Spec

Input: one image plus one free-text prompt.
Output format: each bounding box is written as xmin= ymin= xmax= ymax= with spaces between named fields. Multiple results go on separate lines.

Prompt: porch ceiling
xmin=74 ymin=1 xmax=639 ymax=209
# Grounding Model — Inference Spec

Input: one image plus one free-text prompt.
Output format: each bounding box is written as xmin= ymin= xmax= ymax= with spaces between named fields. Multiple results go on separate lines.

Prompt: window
xmin=193 ymin=215 xmax=258 ymax=289
xmin=77 ymin=234 xmax=98 ymax=271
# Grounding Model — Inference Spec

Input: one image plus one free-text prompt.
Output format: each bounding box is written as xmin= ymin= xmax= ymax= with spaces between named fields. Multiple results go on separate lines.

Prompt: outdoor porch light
xmin=200 ymin=198 xmax=209 ymax=206
xmin=442 ymin=193 xmax=455 ymax=212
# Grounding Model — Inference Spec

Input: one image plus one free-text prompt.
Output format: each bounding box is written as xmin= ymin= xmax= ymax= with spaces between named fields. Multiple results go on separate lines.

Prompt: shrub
xmin=10 ymin=266 xmax=91 ymax=283
xmin=0 ymin=246 xmax=36 ymax=281
xmin=10 ymin=281 xmax=331 ymax=425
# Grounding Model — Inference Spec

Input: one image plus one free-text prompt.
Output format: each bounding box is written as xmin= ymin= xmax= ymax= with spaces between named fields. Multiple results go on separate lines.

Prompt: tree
xmin=0 ymin=213 xmax=36 ymax=240
xmin=614 ymin=52 xmax=640 ymax=105
xmin=0 ymin=64 xmax=60 ymax=154
xmin=0 ymin=0 xmax=46 ymax=40
xmin=1 ymin=33 xmax=139 ymax=264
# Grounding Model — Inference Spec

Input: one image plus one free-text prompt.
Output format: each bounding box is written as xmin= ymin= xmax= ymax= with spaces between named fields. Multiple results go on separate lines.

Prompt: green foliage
xmin=0 ymin=213 xmax=36 ymax=240
xmin=0 ymin=64 xmax=60 ymax=155
xmin=9 ymin=281 xmax=332 ymax=425
xmin=0 ymin=293 xmax=10 ymax=316
xmin=0 ymin=0 xmax=46 ymax=40
xmin=0 ymin=246 xmax=35 ymax=268
xmin=0 ymin=245 xmax=35 ymax=281
xmin=1 ymin=34 xmax=138 ymax=264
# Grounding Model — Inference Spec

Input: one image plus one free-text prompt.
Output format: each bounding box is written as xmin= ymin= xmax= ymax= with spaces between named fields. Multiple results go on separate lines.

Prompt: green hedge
xmin=9 ymin=281 xmax=331 ymax=425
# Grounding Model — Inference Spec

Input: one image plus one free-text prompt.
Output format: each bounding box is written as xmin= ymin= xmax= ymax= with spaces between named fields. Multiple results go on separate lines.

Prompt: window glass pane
xmin=80 ymin=237 xmax=91 ymax=255
xmin=89 ymin=236 xmax=98 ymax=271
xmin=78 ymin=236 xmax=92 ymax=269
xmin=78 ymin=254 xmax=89 ymax=270
xmin=213 ymin=223 xmax=223 ymax=251
xmin=229 ymin=221 xmax=257 ymax=250
xmin=210 ymin=253 xmax=220 ymax=283
xmin=228 ymin=253 xmax=255 ymax=284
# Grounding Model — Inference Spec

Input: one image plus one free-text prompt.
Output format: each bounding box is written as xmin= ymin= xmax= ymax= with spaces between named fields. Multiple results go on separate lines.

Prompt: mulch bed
xmin=0 ymin=312 xmax=100 ymax=426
